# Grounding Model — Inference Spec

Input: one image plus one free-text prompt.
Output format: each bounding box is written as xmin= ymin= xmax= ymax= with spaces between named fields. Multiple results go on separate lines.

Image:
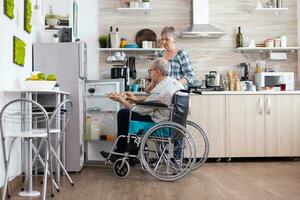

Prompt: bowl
xmin=24 ymin=81 xmax=56 ymax=91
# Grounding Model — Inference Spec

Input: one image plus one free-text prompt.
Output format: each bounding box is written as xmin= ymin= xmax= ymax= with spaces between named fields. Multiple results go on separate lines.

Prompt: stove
xmin=189 ymin=87 xmax=225 ymax=94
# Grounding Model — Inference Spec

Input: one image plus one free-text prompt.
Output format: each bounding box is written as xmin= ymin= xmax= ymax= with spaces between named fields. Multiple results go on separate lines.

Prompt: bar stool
xmin=32 ymin=99 xmax=74 ymax=189
xmin=0 ymin=98 xmax=55 ymax=200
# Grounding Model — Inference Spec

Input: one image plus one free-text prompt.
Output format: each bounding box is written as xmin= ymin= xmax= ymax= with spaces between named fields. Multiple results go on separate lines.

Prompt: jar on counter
xmin=264 ymin=39 xmax=274 ymax=48
xmin=120 ymin=37 xmax=126 ymax=48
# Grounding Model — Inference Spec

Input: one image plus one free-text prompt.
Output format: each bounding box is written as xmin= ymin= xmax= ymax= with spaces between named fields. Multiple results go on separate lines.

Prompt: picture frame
xmin=44 ymin=0 xmax=70 ymax=31
xmin=4 ymin=0 xmax=14 ymax=19
xmin=73 ymin=1 xmax=78 ymax=37
xmin=13 ymin=36 xmax=26 ymax=67
xmin=24 ymin=0 xmax=32 ymax=33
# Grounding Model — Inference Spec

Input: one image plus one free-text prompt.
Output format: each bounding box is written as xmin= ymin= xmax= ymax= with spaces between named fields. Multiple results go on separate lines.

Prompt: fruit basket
xmin=24 ymin=81 xmax=56 ymax=91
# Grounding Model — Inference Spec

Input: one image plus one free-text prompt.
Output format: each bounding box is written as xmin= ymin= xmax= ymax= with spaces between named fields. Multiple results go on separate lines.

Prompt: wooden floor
xmin=10 ymin=161 xmax=300 ymax=200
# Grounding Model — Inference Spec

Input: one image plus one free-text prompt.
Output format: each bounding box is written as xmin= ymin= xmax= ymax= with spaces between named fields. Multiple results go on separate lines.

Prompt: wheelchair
xmin=104 ymin=90 xmax=209 ymax=181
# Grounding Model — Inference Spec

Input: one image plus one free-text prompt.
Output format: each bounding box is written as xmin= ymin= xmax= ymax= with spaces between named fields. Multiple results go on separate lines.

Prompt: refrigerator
xmin=33 ymin=42 xmax=87 ymax=172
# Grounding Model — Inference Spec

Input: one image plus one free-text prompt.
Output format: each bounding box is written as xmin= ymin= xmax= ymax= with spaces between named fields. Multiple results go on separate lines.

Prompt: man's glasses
xmin=148 ymin=68 xmax=156 ymax=73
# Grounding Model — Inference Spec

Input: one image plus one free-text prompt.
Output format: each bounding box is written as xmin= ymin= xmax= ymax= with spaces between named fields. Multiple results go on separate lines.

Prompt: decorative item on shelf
xmin=108 ymin=26 xmax=113 ymax=48
xmin=236 ymin=26 xmax=243 ymax=48
xmin=110 ymin=27 xmax=121 ymax=48
xmin=256 ymin=0 xmax=263 ymax=8
xmin=136 ymin=28 xmax=157 ymax=48
xmin=24 ymin=0 xmax=32 ymax=33
xmin=4 ymin=0 xmax=14 ymax=19
xmin=120 ymin=37 xmax=127 ymax=48
xmin=98 ymin=35 xmax=108 ymax=48
xmin=129 ymin=0 xmax=140 ymax=8
xmin=13 ymin=36 xmax=26 ymax=67
xmin=142 ymin=0 xmax=150 ymax=8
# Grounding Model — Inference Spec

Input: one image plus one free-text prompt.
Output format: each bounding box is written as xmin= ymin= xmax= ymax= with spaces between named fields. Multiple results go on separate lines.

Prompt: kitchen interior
xmin=1 ymin=0 xmax=300 ymax=199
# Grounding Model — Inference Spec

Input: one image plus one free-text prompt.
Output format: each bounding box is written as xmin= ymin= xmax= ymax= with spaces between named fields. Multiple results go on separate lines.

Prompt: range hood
xmin=181 ymin=0 xmax=225 ymax=38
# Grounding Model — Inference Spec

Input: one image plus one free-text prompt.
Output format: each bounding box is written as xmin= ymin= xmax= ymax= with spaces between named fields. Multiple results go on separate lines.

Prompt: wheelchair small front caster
xmin=113 ymin=159 xmax=130 ymax=178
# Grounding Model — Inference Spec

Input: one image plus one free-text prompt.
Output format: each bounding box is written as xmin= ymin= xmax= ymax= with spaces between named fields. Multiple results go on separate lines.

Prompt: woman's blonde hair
xmin=161 ymin=26 xmax=178 ymax=40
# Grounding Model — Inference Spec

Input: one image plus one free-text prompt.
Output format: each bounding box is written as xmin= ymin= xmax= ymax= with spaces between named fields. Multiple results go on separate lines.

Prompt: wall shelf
xmin=98 ymin=48 xmax=163 ymax=52
xmin=253 ymin=8 xmax=288 ymax=15
xmin=237 ymin=47 xmax=300 ymax=53
xmin=117 ymin=7 xmax=152 ymax=14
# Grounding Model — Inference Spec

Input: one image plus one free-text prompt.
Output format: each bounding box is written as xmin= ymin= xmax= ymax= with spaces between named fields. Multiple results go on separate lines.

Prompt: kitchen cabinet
xmin=265 ymin=95 xmax=300 ymax=156
xmin=188 ymin=95 xmax=226 ymax=158
xmin=189 ymin=93 xmax=300 ymax=158
xmin=225 ymin=95 xmax=265 ymax=157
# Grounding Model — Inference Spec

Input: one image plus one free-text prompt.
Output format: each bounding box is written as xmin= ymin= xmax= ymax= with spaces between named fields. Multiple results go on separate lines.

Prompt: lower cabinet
xmin=189 ymin=94 xmax=300 ymax=158
xmin=226 ymin=95 xmax=265 ymax=157
xmin=265 ymin=95 xmax=300 ymax=156
xmin=188 ymin=95 xmax=226 ymax=158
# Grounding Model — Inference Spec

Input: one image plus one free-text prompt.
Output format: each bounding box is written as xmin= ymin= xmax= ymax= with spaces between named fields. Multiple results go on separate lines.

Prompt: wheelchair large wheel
xmin=186 ymin=120 xmax=209 ymax=170
xmin=140 ymin=121 xmax=196 ymax=181
xmin=113 ymin=159 xmax=130 ymax=178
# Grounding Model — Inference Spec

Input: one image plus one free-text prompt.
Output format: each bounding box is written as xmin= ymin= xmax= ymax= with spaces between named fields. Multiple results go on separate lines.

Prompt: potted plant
xmin=98 ymin=36 xmax=108 ymax=48
xmin=142 ymin=0 xmax=150 ymax=8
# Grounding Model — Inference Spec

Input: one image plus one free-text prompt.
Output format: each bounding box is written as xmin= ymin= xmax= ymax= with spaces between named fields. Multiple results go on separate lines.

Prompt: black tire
xmin=113 ymin=159 xmax=130 ymax=178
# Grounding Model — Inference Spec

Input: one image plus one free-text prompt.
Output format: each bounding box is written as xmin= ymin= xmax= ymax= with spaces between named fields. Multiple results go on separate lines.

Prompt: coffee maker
xmin=111 ymin=65 xmax=130 ymax=91
xmin=239 ymin=63 xmax=250 ymax=81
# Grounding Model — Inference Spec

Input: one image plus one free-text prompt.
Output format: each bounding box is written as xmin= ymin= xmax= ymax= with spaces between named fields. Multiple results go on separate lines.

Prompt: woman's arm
xmin=179 ymin=50 xmax=195 ymax=84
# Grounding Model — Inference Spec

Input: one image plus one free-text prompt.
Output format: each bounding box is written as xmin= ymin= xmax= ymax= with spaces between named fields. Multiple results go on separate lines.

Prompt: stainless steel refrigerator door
xmin=33 ymin=42 xmax=86 ymax=172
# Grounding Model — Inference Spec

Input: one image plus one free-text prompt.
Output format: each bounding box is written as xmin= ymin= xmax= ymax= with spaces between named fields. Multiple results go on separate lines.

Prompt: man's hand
xmin=107 ymin=92 xmax=126 ymax=102
xmin=124 ymin=92 xmax=138 ymax=102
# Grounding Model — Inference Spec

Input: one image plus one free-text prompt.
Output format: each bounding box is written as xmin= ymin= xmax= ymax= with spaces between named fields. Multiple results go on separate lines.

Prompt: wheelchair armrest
xmin=136 ymin=101 xmax=168 ymax=108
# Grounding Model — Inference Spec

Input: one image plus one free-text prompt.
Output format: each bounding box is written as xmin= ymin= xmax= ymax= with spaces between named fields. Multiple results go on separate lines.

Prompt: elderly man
xmin=100 ymin=58 xmax=184 ymax=160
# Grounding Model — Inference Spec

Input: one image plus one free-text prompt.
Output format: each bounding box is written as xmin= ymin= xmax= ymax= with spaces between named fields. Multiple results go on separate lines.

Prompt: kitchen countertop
xmin=192 ymin=91 xmax=300 ymax=95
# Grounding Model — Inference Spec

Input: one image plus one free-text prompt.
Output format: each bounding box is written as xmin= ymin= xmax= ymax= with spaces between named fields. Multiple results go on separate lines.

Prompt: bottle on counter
xmin=120 ymin=37 xmax=126 ymax=48
xmin=110 ymin=27 xmax=121 ymax=48
xmin=236 ymin=27 xmax=243 ymax=48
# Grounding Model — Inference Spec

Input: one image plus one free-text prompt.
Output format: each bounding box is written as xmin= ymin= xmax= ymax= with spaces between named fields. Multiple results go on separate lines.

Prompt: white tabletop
xmin=5 ymin=89 xmax=70 ymax=95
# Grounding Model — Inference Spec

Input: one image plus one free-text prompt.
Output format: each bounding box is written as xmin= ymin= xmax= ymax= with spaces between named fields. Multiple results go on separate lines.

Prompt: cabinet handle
xmin=267 ymin=97 xmax=271 ymax=115
xmin=259 ymin=97 xmax=263 ymax=115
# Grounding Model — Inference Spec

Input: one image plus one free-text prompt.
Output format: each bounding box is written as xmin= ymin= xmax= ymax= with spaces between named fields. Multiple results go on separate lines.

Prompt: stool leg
xmin=41 ymin=143 xmax=49 ymax=200
xmin=1 ymin=138 xmax=16 ymax=200
xmin=47 ymin=139 xmax=55 ymax=197
xmin=50 ymin=146 xmax=74 ymax=185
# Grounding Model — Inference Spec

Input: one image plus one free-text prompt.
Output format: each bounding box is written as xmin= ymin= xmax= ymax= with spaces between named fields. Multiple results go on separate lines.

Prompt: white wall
xmin=0 ymin=0 xmax=40 ymax=187
xmin=298 ymin=0 xmax=300 ymax=80
xmin=77 ymin=0 xmax=99 ymax=79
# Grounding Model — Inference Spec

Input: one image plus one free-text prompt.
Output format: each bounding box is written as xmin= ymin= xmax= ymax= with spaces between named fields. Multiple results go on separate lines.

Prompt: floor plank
xmin=9 ymin=161 xmax=300 ymax=200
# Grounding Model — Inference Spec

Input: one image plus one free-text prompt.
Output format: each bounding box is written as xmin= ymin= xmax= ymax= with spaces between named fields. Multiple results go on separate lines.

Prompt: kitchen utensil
xmin=127 ymin=56 xmax=136 ymax=79
xmin=205 ymin=71 xmax=224 ymax=88
xmin=136 ymin=29 xmax=157 ymax=48
xmin=188 ymin=80 xmax=205 ymax=90
xmin=239 ymin=63 xmax=250 ymax=81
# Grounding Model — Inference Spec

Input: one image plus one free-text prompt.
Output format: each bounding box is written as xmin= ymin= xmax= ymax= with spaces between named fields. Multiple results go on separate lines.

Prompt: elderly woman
xmin=145 ymin=26 xmax=195 ymax=92
xmin=158 ymin=26 xmax=195 ymax=85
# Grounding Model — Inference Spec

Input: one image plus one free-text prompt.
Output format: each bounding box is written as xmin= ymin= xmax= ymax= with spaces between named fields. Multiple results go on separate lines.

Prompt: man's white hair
xmin=151 ymin=58 xmax=169 ymax=76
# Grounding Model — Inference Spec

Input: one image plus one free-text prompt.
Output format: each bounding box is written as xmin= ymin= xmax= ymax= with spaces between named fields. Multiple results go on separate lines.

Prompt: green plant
xmin=142 ymin=0 xmax=150 ymax=2
xmin=13 ymin=36 xmax=26 ymax=66
xmin=98 ymin=36 xmax=108 ymax=48
xmin=24 ymin=0 xmax=32 ymax=33
xmin=4 ymin=0 xmax=14 ymax=19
